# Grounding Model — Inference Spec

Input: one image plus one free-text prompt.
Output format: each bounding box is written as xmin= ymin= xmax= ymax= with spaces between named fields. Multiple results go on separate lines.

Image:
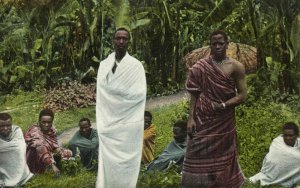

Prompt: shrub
xmin=137 ymin=165 xmax=181 ymax=188
xmin=59 ymin=157 xmax=83 ymax=176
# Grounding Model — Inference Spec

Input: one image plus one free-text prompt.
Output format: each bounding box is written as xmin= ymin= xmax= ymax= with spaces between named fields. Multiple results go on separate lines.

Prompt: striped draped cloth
xmin=25 ymin=125 xmax=72 ymax=174
xmin=181 ymin=57 xmax=244 ymax=188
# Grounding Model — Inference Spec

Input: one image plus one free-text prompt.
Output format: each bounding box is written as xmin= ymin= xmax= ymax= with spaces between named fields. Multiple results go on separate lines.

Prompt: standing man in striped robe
xmin=181 ymin=30 xmax=247 ymax=188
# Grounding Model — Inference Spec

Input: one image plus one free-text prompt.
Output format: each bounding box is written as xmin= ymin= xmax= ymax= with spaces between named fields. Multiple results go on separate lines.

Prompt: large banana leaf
xmin=291 ymin=15 xmax=300 ymax=59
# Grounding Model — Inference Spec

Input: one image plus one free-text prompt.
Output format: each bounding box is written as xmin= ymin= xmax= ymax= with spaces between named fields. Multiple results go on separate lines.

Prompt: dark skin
xmin=144 ymin=116 xmax=152 ymax=130
xmin=187 ymin=34 xmax=247 ymax=138
xmin=0 ymin=119 xmax=12 ymax=138
xmin=173 ymin=127 xmax=187 ymax=143
xmin=283 ymin=129 xmax=298 ymax=147
xmin=39 ymin=115 xmax=53 ymax=133
xmin=113 ymin=30 xmax=130 ymax=61
xmin=38 ymin=115 xmax=60 ymax=176
xmin=79 ymin=120 xmax=92 ymax=139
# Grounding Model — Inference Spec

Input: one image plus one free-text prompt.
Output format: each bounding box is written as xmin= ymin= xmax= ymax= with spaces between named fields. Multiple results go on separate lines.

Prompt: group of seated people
xmin=1 ymin=108 xmax=300 ymax=187
xmin=0 ymin=109 xmax=99 ymax=187
xmin=0 ymin=109 xmax=187 ymax=187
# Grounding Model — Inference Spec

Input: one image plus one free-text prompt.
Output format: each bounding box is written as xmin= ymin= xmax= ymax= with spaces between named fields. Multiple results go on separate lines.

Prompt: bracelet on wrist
xmin=221 ymin=102 xmax=226 ymax=109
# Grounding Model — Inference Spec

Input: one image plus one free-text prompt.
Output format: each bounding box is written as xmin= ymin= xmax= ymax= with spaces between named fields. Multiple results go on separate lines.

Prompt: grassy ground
xmin=0 ymin=91 xmax=95 ymax=134
xmin=1 ymin=91 xmax=300 ymax=187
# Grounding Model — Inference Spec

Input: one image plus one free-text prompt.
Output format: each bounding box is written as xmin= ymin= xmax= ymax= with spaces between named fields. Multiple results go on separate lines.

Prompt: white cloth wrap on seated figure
xmin=0 ymin=125 xmax=33 ymax=187
xmin=96 ymin=52 xmax=147 ymax=188
xmin=250 ymin=135 xmax=300 ymax=187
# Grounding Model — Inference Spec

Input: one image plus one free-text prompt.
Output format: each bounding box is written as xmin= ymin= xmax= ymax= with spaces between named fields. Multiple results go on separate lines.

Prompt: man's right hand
xmin=187 ymin=118 xmax=196 ymax=138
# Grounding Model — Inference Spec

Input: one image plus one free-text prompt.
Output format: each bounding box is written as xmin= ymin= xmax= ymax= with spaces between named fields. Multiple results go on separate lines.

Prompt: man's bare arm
xmin=226 ymin=61 xmax=247 ymax=107
xmin=187 ymin=94 xmax=197 ymax=138
xmin=212 ymin=61 xmax=247 ymax=110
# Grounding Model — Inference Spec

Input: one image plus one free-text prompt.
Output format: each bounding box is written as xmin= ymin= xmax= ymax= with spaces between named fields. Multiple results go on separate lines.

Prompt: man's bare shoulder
xmin=228 ymin=58 xmax=245 ymax=73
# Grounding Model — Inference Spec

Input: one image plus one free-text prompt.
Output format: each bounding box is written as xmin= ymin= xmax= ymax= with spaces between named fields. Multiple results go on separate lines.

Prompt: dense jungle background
xmin=0 ymin=0 xmax=300 ymax=187
xmin=0 ymin=0 xmax=299 ymax=97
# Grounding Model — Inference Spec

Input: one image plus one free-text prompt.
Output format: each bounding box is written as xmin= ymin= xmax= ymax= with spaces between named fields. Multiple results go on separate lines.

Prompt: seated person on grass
xmin=147 ymin=120 xmax=187 ymax=172
xmin=249 ymin=122 xmax=300 ymax=187
xmin=68 ymin=117 xmax=99 ymax=170
xmin=142 ymin=111 xmax=156 ymax=164
xmin=0 ymin=113 xmax=33 ymax=187
xmin=24 ymin=109 xmax=72 ymax=176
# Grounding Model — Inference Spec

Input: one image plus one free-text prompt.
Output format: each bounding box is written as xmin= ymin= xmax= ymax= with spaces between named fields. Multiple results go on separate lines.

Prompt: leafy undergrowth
xmin=137 ymin=165 xmax=181 ymax=188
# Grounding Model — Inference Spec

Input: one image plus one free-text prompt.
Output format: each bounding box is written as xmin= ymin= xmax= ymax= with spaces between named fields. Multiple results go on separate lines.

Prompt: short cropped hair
xmin=144 ymin=111 xmax=152 ymax=120
xmin=283 ymin=122 xmax=299 ymax=135
xmin=174 ymin=120 xmax=187 ymax=132
xmin=0 ymin=113 xmax=12 ymax=121
xmin=39 ymin=109 xmax=54 ymax=121
xmin=79 ymin=117 xmax=91 ymax=126
xmin=210 ymin=30 xmax=228 ymax=43
xmin=113 ymin=27 xmax=131 ymax=41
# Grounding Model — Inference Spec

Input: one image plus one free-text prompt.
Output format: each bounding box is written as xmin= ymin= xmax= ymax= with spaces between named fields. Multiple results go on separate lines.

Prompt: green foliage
xmin=290 ymin=15 xmax=300 ymax=61
xmin=246 ymin=57 xmax=286 ymax=101
xmin=236 ymin=100 xmax=300 ymax=176
xmin=202 ymin=0 xmax=243 ymax=25
xmin=147 ymin=82 xmax=183 ymax=98
xmin=0 ymin=1 xmax=104 ymax=92
xmin=137 ymin=165 xmax=181 ymax=188
xmin=59 ymin=157 xmax=83 ymax=176
xmin=43 ymin=81 xmax=96 ymax=112
xmin=252 ymin=0 xmax=300 ymax=93
xmin=0 ymin=0 xmax=300 ymax=99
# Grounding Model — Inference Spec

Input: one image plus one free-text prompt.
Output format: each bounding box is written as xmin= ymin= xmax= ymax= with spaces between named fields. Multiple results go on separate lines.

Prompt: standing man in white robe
xmin=96 ymin=27 xmax=147 ymax=188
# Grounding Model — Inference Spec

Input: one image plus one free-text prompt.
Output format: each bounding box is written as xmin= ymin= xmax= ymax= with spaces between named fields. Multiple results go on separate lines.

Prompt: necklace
xmin=212 ymin=57 xmax=228 ymax=65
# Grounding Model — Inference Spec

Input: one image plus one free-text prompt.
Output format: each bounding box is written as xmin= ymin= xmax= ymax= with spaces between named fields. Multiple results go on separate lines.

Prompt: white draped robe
xmin=0 ymin=126 xmax=33 ymax=187
xmin=250 ymin=135 xmax=300 ymax=187
xmin=96 ymin=52 xmax=146 ymax=188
